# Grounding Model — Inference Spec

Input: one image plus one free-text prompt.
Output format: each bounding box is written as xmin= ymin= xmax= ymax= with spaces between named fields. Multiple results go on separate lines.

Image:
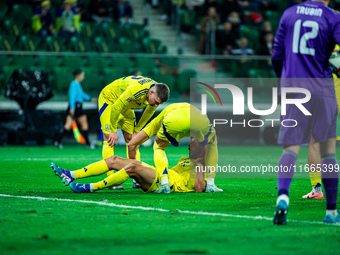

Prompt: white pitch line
xmin=0 ymin=194 xmax=337 ymax=227
xmin=0 ymin=155 xmax=181 ymax=161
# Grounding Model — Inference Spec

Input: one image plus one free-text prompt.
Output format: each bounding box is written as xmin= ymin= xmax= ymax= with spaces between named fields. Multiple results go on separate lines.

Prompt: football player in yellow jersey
xmin=302 ymin=45 xmax=340 ymax=199
xmin=50 ymin=137 xmax=207 ymax=193
xmin=128 ymin=103 xmax=223 ymax=193
xmin=98 ymin=75 xmax=170 ymax=188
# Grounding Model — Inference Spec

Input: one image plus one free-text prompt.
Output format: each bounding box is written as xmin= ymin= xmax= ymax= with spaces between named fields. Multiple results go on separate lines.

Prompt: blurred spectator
xmin=220 ymin=0 xmax=243 ymax=22
xmin=197 ymin=7 xmax=219 ymax=54
xmin=245 ymin=12 xmax=263 ymax=25
xmin=258 ymin=32 xmax=273 ymax=55
xmin=117 ymin=0 xmax=133 ymax=24
xmin=72 ymin=0 xmax=86 ymax=15
xmin=227 ymin=11 xmax=241 ymax=38
xmin=31 ymin=0 xmax=43 ymax=9
xmin=231 ymin=37 xmax=254 ymax=55
xmin=201 ymin=0 xmax=220 ymax=16
xmin=185 ymin=0 xmax=205 ymax=10
xmin=238 ymin=0 xmax=260 ymax=11
xmin=32 ymin=0 xmax=55 ymax=40
xmin=259 ymin=21 xmax=272 ymax=44
xmin=88 ymin=0 xmax=114 ymax=24
xmin=56 ymin=0 xmax=81 ymax=42
xmin=238 ymin=0 xmax=277 ymax=11
xmin=231 ymin=37 xmax=253 ymax=75
xmin=256 ymin=0 xmax=278 ymax=11
xmin=216 ymin=21 xmax=237 ymax=55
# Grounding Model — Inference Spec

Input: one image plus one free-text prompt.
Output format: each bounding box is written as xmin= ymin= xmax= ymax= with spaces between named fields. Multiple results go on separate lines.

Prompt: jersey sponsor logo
xmin=125 ymin=97 xmax=132 ymax=102
xmin=105 ymin=124 xmax=110 ymax=131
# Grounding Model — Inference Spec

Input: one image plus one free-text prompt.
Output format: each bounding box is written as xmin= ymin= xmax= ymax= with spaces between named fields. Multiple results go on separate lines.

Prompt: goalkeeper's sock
xmin=276 ymin=194 xmax=289 ymax=206
xmin=93 ymin=169 xmax=129 ymax=191
xmin=73 ymin=160 xmax=109 ymax=179
xmin=277 ymin=151 xmax=297 ymax=197
xmin=321 ymin=154 xmax=338 ymax=211
xmin=102 ymin=141 xmax=114 ymax=176
xmin=326 ymin=210 xmax=338 ymax=218
xmin=81 ymin=130 xmax=90 ymax=146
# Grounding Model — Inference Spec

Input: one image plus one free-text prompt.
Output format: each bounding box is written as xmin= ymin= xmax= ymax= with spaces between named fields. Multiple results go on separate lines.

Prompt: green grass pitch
xmin=1 ymin=145 xmax=340 ymax=254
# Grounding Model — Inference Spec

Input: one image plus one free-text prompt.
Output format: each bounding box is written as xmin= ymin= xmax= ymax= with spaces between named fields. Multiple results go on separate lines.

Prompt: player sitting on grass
xmin=50 ymin=137 xmax=207 ymax=193
xmin=128 ymin=103 xmax=222 ymax=193
xmin=98 ymin=75 xmax=169 ymax=189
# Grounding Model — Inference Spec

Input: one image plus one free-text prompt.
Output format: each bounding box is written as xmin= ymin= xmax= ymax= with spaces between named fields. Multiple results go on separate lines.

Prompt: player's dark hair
xmin=73 ymin=69 xmax=83 ymax=77
xmin=155 ymin=83 xmax=170 ymax=102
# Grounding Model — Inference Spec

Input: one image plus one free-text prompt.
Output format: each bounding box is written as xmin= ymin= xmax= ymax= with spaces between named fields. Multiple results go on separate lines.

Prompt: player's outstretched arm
xmin=128 ymin=130 xmax=150 ymax=159
xmin=134 ymin=105 xmax=157 ymax=133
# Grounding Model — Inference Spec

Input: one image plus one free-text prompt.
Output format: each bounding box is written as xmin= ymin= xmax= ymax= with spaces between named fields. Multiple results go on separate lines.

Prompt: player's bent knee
xmin=106 ymin=155 xmax=119 ymax=167
xmin=124 ymin=162 xmax=140 ymax=177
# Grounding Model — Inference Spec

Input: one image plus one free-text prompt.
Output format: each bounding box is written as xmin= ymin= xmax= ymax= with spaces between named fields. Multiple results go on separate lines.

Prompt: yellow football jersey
xmin=101 ymin=75 xmax=156 ymax=109
xmin=169 ymin=156 xmax=196 ymax=192
xmin=99 ymin=76 xmax=158 ymax=132
xmin=143 ymin=103 xmax=214 ymax=145
xmin=143 ymin=157 xmax=198 ymax=193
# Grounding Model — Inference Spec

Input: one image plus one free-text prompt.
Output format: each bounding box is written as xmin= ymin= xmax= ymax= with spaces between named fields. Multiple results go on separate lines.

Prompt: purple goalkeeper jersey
xmin=272 ymin=1 xmax=340 ymax=94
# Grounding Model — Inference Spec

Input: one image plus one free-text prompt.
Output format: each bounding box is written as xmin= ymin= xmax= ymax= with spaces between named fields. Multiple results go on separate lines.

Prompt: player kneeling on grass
xmin=50 ymin=138 xmax=208 ymax=193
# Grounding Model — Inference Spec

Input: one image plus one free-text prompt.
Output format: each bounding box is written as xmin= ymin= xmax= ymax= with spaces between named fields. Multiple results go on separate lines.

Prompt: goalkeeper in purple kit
xmin=272 ymin=0 xmax=340 ymax=224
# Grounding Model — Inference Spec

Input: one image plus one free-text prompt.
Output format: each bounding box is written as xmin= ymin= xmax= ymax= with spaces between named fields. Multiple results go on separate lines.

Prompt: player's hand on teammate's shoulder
xmin=108 ymin=132 xmax=119 ymax=147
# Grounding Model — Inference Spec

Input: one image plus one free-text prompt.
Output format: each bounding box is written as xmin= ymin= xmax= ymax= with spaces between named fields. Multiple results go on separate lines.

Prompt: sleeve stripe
xmin=134 ymin=89 xmax=148 ymax=97
xmin=135 ymin=91 xmax=148 ymax=99
xmin=133 ymin=89 xmax=149 ymax=98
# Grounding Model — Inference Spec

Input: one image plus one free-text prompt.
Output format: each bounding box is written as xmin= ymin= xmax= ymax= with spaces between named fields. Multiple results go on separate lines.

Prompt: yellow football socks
xmin=310 ymin=171 xmax=322 ymax=187
xmin=102 ymin=141 xmax=114 ymax=176
xmin=153 ymin=142 xmax=169 ymax=185
xmin=74 ymin=160 xmax=109 ymax=179
xmin=307 ymin=141 xmax=322 ymax=188
xmin=93 ymin=169 xmax=129 ymax=191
